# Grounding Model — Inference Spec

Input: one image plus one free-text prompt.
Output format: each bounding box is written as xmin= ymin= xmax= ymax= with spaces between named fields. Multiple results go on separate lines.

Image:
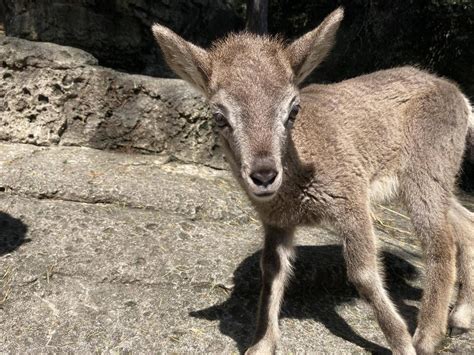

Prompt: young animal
xmin=152 ymin=8 xmax=473 ymax=355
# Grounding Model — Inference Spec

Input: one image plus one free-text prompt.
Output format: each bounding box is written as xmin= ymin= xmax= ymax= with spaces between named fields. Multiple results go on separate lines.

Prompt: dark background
xmin=1 ymin=0 xmax=472 ymax=96
xmin=1 ymin=0 xmax=473 ymax=189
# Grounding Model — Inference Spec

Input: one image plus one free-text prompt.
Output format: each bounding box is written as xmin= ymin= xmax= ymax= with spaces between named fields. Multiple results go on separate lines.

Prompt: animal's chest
xmin=256 ymin=179 xmax=337 ymax=227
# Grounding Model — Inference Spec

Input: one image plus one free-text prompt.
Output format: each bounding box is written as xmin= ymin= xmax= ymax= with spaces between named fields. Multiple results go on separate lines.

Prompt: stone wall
xmin=0 ymin=36 xmax=224 ymax=169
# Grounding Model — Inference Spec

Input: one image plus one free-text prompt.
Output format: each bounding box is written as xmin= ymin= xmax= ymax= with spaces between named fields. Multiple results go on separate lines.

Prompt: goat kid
xmin=152 ymin=7 xmax=473 ymax=355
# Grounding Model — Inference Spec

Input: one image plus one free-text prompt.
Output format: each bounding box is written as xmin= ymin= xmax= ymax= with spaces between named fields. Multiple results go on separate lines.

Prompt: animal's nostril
xmin=250 ymin=169 xmax=278 ymax=187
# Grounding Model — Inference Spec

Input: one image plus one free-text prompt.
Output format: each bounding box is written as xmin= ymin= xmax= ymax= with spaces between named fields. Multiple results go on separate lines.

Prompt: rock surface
xmin=0 ymin=36 xmax=224 ymax=169
xmin=0 ymin=142 xmax=473 ymax=353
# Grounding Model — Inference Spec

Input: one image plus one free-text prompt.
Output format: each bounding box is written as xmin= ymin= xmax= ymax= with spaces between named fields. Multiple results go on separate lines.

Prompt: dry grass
xmin=0 ymin=266 xmax=14 ymax=308
xmin=371 ymin=206 xmax=412 ymax=236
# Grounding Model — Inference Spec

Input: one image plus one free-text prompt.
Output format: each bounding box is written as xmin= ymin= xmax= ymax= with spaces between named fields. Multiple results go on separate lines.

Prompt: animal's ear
xmin=285 ymin=8 xmax=344 ymax=85
xmin=152 ymin=24 xmax=211 ymax=94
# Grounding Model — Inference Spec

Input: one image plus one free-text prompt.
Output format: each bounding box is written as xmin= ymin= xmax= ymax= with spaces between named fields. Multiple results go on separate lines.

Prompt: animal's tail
xmin=451 ymin=198 xmax=474 ymax=224
xmin=448 ymin=198 xmax=473 ymax=331
xmin=465 ymin=95 xmax=474 ymax=135
xmin=464 ymin=95 xmax=474 ymax=156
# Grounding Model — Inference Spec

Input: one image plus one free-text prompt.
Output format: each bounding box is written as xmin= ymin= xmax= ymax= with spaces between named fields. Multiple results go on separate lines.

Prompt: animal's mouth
xmin=248 ymin=179 xmax=281 ymax=201
xmin=251 ymin=190 xmax=277 ymax=202
xmin=254 ymin=190 xmax=276 ymax=197
xmin=255 ymin=191 xmax=275 ymax=197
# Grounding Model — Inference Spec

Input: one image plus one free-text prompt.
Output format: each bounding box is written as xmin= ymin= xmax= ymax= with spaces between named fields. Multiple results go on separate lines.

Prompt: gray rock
xmin=0 ymin=37 xmax=224 ymax=169
xmin=0 ymin=143 xmax=251 ymax=222
xmin=0 ymin=36 xmax=98 ymax=68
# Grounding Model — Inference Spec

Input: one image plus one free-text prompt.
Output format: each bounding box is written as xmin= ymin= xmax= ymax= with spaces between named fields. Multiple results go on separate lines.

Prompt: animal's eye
xmin=213 ymin=112 xmax=229 ymax=128
xmin=289 ymin=104 xmax=300 ymax=120
xmin=286 ymin=104 xmax=300 ymax=128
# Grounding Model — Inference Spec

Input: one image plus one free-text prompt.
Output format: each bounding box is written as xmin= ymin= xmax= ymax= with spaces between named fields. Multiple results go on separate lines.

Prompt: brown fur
xmin=152 ymin=7 xmax=473 ymax=354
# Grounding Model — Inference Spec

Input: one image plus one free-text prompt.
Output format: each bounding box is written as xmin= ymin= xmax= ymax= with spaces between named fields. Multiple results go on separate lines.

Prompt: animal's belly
xmin=369 ymin=175 xmax=400 ymax=204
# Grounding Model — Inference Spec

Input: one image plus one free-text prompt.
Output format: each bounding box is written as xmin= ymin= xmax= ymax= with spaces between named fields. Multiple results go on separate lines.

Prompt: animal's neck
xmin=282 ymin=135 xmax=311 ymax=183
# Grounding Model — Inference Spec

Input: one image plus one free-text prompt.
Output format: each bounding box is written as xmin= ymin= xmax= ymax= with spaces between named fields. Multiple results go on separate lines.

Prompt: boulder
xmin=0 ymin=36 xmax=224 ymax=169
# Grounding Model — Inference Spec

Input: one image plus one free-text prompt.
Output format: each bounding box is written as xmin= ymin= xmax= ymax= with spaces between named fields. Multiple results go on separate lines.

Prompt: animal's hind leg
xmin=401 ymin=177 xmax=457 ymax=354
xmin=448 ymin=199 xmax=473 ymax=334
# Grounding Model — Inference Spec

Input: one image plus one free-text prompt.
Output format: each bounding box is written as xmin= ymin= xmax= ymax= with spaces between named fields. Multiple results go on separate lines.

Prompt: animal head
xmin=152 ymin=8 xmax=343 ymax=201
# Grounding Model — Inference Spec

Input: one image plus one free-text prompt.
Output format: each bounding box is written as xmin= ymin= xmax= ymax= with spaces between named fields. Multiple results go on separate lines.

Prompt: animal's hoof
xmin=244 ymin=347 xmax=272 ymax=355
xmin=448 ymin=325 xmax=469 ymax=337
xmin=244 ymin=340 xmax=275 ymax=355
xmin=448 ymin=303 xmax=472 ymax=334
xmin=413 ymin=328 xmax=439 ymax=355
xmin=391 ymin=344 xmax=416 ymax=355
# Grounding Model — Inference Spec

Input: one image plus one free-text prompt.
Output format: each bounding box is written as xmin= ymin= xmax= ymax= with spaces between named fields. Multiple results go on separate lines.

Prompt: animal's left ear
xmin=152 ymin=24 xmax=211 ymax=94
xmin=285 ymin=8 xmax=344 ymax=85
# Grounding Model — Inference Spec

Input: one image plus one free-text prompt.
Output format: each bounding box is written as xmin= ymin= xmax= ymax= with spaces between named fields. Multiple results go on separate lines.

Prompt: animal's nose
xmin=250 ymin=169 xmax=278 ymax=187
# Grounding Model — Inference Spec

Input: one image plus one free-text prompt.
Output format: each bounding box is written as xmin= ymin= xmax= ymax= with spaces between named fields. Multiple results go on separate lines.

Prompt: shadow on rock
xmin=0 ymin=212 xmax=29 ymax=256
xmin=190 ymin=245 xmax=422 ymax=354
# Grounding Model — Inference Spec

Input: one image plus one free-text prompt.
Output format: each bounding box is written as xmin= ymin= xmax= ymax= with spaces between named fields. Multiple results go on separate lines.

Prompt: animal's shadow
xmin=0 ymin=212 xmax=29 ymax=256
xmin=191 ymin=245 xmax=422 ymax=354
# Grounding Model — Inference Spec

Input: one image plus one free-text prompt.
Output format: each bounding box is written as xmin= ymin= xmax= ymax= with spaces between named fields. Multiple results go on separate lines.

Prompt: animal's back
xmin=294 ymin=66 xmax=471 ymax=189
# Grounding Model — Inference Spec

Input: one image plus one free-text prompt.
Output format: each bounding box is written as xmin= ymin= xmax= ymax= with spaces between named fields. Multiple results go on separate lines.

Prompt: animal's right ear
xmin=152 ymin=24 xmax=211 ymax=94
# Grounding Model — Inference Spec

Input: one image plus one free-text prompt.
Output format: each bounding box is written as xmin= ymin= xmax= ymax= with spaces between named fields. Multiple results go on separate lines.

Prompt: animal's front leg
xmin=245 ymin=225 xmax=295 ymax=355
